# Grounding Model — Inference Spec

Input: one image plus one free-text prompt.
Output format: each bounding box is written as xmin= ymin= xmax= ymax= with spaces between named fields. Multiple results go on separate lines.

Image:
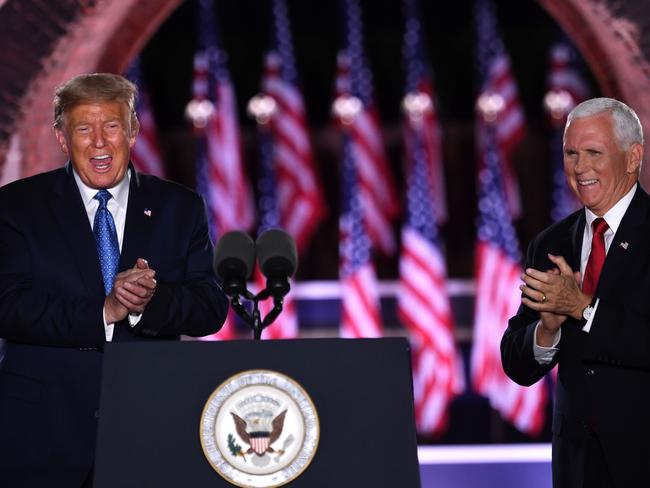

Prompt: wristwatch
xmin=582 ymin=303 xmax=595 ymax=321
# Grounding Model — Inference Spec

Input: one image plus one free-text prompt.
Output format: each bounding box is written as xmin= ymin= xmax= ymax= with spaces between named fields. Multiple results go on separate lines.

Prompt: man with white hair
xmin=502 ymin=97 xmax=650 ymax=487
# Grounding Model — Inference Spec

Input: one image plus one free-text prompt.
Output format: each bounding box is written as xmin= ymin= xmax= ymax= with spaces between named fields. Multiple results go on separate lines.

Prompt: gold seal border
xmin=199 ymin=369 xmax=320 ymax=488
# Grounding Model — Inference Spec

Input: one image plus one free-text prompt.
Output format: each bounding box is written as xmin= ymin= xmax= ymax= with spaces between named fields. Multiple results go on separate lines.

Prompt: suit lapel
xmin=596 ymin=185 xmax=650 ymax=298
xmin=51 ymin=163 xmax=105 ymax=296
xmin=119 ymin=167 xmax=154 ymax=271
xmin=569 ymin=211 xmax=586 ymax=272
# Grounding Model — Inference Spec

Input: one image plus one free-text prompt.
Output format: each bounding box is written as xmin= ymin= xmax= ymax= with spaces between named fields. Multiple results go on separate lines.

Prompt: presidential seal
xmin=199 ymin=370 xmax=319 ymax=488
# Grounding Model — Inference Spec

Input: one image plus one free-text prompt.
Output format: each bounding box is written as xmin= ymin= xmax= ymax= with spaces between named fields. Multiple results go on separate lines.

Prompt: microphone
xmin=256 ymin=229 xmax=297 ymax=298
xmin=213 ymin=231 xmax=255 ymax=296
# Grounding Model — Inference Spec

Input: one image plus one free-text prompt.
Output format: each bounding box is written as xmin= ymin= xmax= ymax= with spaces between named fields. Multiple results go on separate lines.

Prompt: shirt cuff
xmin=102 ymin=306 xmax=115 ymax=342
xmin=533 ymin=321 xmax=561 ymax=365
xmin=128 ymin=312 xmax=143 ymax=328
xmin=581 ymin=298 xmax=600 ymax=333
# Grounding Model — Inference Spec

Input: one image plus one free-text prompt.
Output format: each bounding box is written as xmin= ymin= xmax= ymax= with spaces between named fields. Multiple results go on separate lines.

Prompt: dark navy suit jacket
xmin=0 ymin=163 xmax=228 ymax=486
xmin=501 ymin=184 xmax=650 ymax=487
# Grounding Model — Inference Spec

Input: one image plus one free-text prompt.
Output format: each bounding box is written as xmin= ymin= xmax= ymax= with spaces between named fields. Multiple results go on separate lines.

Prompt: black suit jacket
xmin=0 ymin=164 xmax=228 ymax=486
xmin=501 ymin=184 xmax=650 ymax=487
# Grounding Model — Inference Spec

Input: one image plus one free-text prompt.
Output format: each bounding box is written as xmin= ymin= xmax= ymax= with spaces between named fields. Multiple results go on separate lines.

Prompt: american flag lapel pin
xmin=144 ymin=208 xmax=152 ymax=217
xmin=620 ymin=241 xmax=629 ymax=250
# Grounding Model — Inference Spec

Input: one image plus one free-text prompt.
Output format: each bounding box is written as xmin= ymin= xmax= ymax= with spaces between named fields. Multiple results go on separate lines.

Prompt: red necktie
xmin=582 ymin=218 xmax=609 ymax=296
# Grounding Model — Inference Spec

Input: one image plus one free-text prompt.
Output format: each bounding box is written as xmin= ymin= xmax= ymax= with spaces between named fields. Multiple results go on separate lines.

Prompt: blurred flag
xmin=250 ymin=96 xmax=298 ymax=340
xmin=190 ymin=0 xmax=255 ymax=340
xmin=125 ymin=59 xmax=166 ymax=178
xmin=471 ymin=105 xmax=547 ymax=437
xmin=338 ymin=135 xmax=382 ymax=338
xmin=471 ymin=0 xmax=547 ymax=436
xmin=400 ymin=0 xmax=447 ymax=225
xmin=399 ymin=0 xmax=464 ymax=436
xmin=545 ymin=36 xmax=589 ymax=222
xmin=334 ymin=0 xmax=399 ymax=255
xmin=192 ymin=0 xmax=255 ymax=237
xmin=474 ymin=0 xmax=526 ymax=220
xmin=261 ymin=0 xmax=326 ymax=253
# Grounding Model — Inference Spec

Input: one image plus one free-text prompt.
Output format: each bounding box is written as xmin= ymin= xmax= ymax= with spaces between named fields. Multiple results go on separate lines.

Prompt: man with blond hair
xmin=0 ymin=73 xmax=228 ymax=487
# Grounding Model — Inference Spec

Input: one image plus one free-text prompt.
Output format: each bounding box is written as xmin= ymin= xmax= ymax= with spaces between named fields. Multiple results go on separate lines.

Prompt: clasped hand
xmin=520 ymin=254 xmax=591 ymax=338
xmin=104 ymin=258 xmax=157 ymax=323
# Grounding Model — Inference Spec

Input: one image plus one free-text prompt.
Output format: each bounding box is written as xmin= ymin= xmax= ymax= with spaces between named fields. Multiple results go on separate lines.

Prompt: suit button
xmin=94 ymin=410 xmax=100 ymax=419
xmin=585 ymin=368 xmax=595 ymax=376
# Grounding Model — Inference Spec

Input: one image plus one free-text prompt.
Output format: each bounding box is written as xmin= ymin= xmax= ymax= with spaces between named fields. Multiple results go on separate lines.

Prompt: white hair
xmin=565 ymin=97 xmax=643 ymax=149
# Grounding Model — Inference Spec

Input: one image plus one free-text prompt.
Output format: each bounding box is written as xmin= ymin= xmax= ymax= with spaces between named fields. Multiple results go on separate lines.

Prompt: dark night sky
xmin=137 ymin=0 xmax=599 ymax=280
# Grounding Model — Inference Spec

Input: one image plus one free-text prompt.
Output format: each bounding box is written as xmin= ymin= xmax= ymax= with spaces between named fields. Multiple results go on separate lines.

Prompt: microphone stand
xmin=228 ymin=288 xmax=285 ymax=341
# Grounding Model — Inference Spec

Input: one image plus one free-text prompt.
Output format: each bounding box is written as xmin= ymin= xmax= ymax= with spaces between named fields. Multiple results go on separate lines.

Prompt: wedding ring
xmin=541 ymin=293 xmax=547 ymax=303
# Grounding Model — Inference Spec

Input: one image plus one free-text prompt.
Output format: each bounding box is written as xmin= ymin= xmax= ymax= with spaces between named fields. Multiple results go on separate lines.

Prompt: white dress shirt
xmin=73 ymin=169 xmax=131 ymax=341
xmin=534 ymin=184 xmax=637 ymax=364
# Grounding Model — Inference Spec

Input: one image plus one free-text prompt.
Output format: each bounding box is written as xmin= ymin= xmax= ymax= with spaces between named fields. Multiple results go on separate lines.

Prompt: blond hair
xmin=53 ymin=73 xmax=138 ymax=130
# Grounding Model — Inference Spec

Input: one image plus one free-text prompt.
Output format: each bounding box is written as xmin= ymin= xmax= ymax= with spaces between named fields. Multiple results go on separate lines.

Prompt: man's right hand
xmin=104 ymin=265 xmax=156 ymax=323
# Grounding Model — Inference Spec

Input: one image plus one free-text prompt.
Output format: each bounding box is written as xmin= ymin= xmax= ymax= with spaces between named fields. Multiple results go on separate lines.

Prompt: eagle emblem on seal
xmin=229 ymin=409 xmax=288 ymax=458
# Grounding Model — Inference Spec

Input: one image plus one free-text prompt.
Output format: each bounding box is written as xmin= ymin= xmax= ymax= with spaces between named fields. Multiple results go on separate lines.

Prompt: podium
xmin=94 ymin=338 xmax=421 ymax=487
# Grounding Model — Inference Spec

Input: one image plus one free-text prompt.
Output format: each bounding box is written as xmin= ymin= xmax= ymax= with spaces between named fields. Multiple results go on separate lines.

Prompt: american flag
xmin=471 ymin=113 xmax=547 ymax=437
xmin=547 ymin=37 xmax=590 ymax=108
xmin=254 ymin=0 xmax=323 ymax=339
xmin=125 ymin=59 xmax=166 ymax=178
xmin=339 ymin=136 xmax=382 ymax=338
xmin=261 ymin=0 xmax=326 ymax=253
xmin=192 ymin=0 xmax=255 ymax=340
xmin=335 ymin=0 xmax=399 ymax=255
xmin=474 ymin=0 xmax=526 ymax=220
xmin=400 ymin=0 xmax=447 ymax=225
xmin=253 ymin=115 xmax=298 ymax=340
xmin=398 ymin=0 xmax=464 ymax=435
xmin=547 ymin=36 xmax=589 ymax=222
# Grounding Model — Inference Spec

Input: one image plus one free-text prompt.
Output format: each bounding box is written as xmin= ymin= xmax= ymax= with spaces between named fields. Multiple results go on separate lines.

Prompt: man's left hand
xmin=520 ymin=254 xmax=591 ymax=321
xmin=114 ymin=258 xmax=157 ymax=314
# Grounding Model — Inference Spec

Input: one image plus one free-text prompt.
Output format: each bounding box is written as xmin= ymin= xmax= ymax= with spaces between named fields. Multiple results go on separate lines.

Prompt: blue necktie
xmin=93 ymin=190 xmax=120 ymax=295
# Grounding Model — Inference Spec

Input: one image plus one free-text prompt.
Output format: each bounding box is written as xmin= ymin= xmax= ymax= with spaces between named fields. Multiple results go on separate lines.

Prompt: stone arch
xmin=539 ymin=0 xmax=650 ymax=187
xmin=0 ymin=0 xmax=181 ymax=179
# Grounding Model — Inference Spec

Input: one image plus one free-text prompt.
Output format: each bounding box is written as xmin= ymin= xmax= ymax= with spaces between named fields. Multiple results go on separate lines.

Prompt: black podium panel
xmin=94 ymin=338 xmax=421 ymax=487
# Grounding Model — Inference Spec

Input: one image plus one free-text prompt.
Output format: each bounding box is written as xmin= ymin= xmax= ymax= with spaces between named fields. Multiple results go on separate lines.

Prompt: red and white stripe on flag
xmin=471 ymin=242 xmax=546 ymax=436
xmin=335 ymin=53 xmax=398 ymax=255
xmin=548 ymin=43 xmax=589 ymax=104
xmin=198 ymin=82 xmax=255 ymax=342
xmin=263 ymin=57 xmax=325 ymax=253
xmin=419 ymin=92 xmax=447 ymax=225
xmin=399 ymin=227 xmax=465 ymax=434
xmin=131 ymin=93 xmax=165 ymax=178
xmin=205 ymin=83 xmax=255 ymax=233
xmin=348 ymin=109 xmax=399 ymax=255
xmin=485 ymin=55 xmax=526 ymax=219
xmin=340 ymin=263 xmax=382 ymax=339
